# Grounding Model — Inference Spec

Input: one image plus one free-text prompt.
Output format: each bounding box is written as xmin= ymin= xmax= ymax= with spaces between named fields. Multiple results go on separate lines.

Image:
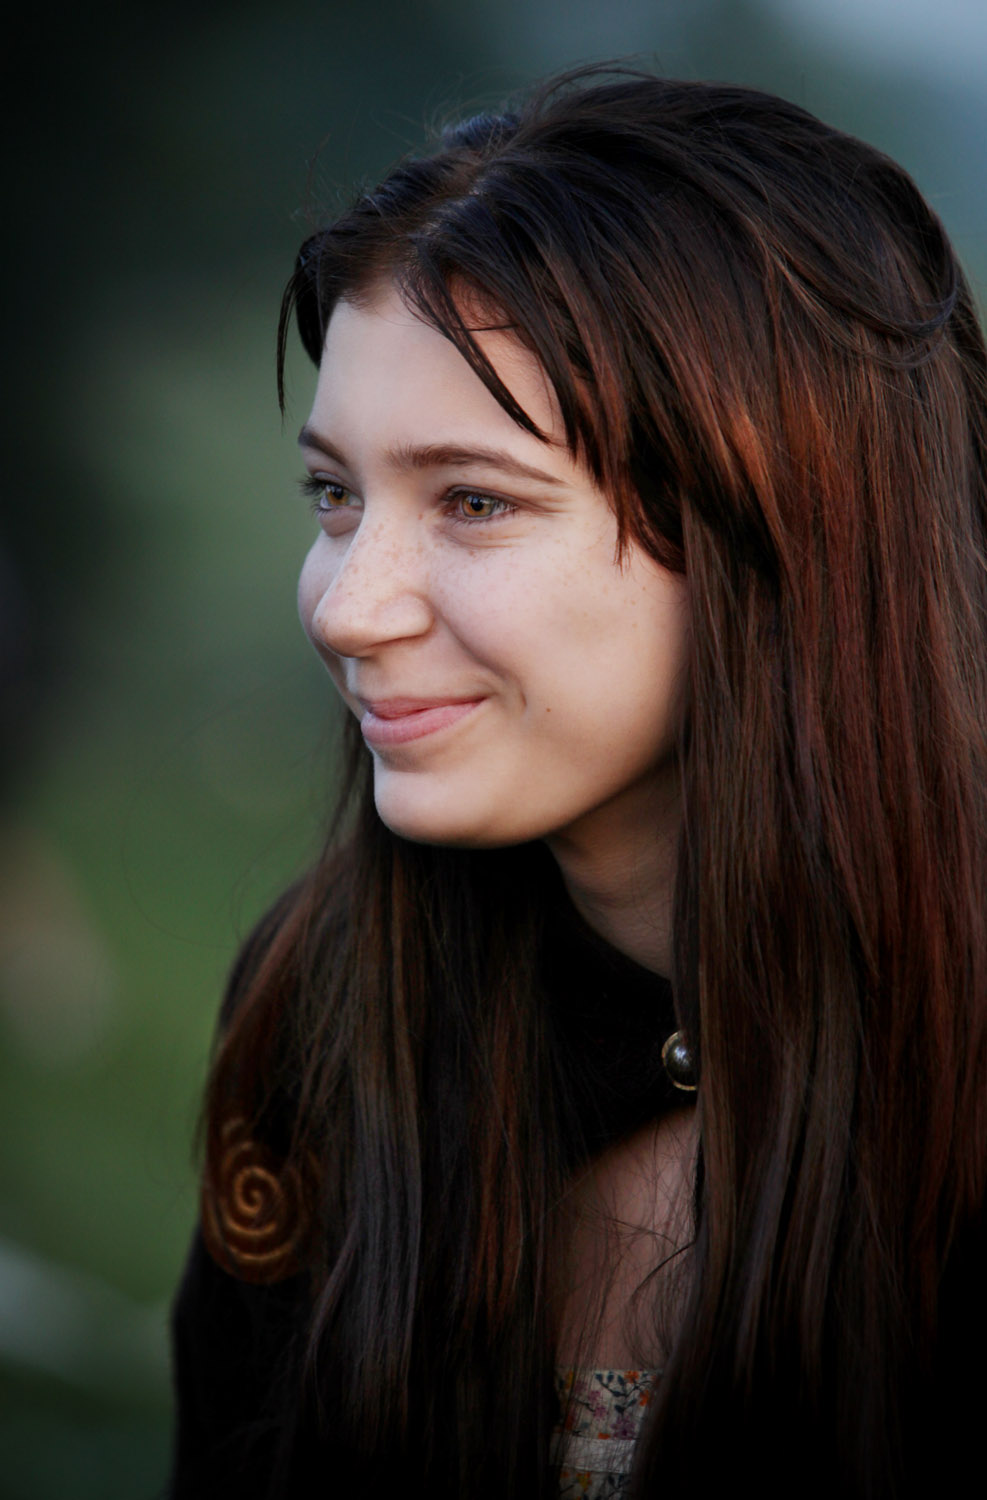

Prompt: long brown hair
xmin=205 ymin=68 xmax=987 ymax=1496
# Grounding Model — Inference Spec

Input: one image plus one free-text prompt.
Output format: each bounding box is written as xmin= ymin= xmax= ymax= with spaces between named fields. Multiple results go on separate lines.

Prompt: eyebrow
xmin=297 ymin=427 xmax=567 ymax=488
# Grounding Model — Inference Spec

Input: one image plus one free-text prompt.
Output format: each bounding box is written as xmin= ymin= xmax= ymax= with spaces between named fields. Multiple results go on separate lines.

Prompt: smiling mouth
xmin=359 ymin=698 xmax=485 ymax=747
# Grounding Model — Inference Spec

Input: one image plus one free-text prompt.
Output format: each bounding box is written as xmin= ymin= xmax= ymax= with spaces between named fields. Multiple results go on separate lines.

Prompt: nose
xmin=303 ymin=516 xmax=434 ymax=660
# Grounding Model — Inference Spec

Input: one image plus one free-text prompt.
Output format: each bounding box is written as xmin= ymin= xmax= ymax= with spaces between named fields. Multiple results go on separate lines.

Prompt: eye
xmin=452 ymin=490 xmax=514 ymax=522
xmin=317 ymin=480 xmax=353 ymax=510
xmin=300 ymin=476 xmax=357 ymax=515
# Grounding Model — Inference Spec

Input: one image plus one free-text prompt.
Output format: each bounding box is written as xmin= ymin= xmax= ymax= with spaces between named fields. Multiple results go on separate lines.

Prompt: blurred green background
xmin=2 ymin=1 xmax=984 ymax=1495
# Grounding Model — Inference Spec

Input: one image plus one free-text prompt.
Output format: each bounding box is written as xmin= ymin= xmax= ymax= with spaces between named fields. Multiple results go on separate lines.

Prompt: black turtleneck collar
xmin=538 ymin=879 xmax=688 ymax=1161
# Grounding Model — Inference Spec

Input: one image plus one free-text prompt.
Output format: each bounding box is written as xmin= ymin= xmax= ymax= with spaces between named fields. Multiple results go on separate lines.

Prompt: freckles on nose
xmin=309 ymin=526 xmax=433 ymax=654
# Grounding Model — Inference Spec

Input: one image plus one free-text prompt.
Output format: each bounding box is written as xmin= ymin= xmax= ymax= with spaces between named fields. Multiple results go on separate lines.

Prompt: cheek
xmin=297 ymin=545 xmax=348 ymax=704
xmin=438 ymin=547 xmax=595 ymax=662
xmin=545 ymin=573 xmax=689 ymax=744
xmin=297 ymin=541 xmax=326 ymax=644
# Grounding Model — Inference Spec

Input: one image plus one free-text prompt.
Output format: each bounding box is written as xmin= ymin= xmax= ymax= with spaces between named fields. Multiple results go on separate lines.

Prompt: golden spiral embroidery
xmin=201 ymin=1117 xmax=310 ymax=1284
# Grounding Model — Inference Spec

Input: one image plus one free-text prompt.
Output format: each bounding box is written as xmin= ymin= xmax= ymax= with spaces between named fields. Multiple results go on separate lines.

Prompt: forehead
xmin=313 ymin=282 xmax=564 ymax=453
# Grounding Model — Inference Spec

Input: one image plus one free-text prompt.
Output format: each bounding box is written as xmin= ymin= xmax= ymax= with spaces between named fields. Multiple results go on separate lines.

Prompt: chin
xmin=375 ymin=807 xmax=508 ymax=850
xmin=373 ymin=785 xmax=524 ymax=851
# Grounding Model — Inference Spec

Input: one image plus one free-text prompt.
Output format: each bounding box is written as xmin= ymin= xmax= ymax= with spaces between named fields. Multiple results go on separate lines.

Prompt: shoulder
xmin=169 ymin=1226 xmax=314 ymax=1497
xmin=200 ymin=876 xmax=331 ymax=1285
xmin=216 ymin=852 xmax=356 ymax=1035
xmin=218 ymin=879 xmax=308 ymax=1030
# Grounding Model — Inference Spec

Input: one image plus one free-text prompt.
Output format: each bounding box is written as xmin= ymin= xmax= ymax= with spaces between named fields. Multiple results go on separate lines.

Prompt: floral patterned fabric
xmin=553 ymin=1368 xmax=659 ymax=1498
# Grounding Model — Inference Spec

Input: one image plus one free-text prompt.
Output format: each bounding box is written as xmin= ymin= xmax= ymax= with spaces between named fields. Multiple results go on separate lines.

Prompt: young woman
xmin=169 ymin=69 xmax=987 ymax=1499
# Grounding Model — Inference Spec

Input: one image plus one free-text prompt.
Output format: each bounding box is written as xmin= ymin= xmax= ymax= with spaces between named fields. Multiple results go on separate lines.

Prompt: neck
xmin=545 ymin=774 xmax=680 ymax=977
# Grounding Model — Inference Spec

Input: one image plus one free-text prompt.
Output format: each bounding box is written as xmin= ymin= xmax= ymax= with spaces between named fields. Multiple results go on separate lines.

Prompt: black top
xmin=168 ymin=890 xmax=987 ymax=1498
xmin=167 ymin=893 xmax=681 ymax=1499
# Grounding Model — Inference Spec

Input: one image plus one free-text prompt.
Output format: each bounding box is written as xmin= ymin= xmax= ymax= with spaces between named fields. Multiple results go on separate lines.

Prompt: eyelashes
xmin=447 ymin=490 xmax=517 ymax=523
xmin=299 ymin=475 xmax=519 ymax=527
xmin=299 ymin=476 xmax=356 ymax=514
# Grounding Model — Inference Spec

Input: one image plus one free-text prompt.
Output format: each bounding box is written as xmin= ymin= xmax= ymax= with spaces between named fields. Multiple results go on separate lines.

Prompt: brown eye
xmin=300 ymin=475 xmax=356 ymax=517
xmin=457 ymin=492 xmax=503 ymax=520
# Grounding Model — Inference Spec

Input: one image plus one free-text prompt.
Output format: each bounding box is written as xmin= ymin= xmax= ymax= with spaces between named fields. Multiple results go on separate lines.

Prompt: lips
xmin=357 ymin=696 xmax=486 ymax=747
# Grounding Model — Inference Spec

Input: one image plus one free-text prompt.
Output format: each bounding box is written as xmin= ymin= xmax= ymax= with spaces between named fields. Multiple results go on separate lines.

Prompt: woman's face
xmin=297 ymin=282 xmax=689 ymax=851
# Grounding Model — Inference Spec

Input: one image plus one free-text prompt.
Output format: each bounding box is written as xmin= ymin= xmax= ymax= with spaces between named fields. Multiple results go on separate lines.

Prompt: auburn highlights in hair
xmin=203 ymin=68 xmax=987 ymax=1497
